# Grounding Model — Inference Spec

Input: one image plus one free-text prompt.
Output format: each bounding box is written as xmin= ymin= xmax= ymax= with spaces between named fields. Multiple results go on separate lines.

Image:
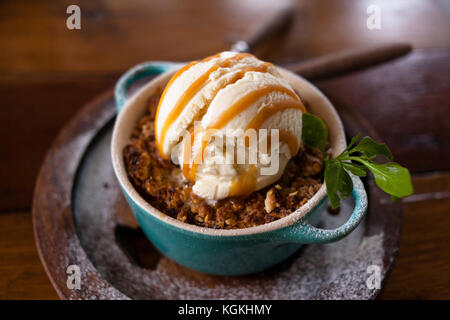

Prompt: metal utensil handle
xmin=231 ymin=5 xmax=294 ymax=53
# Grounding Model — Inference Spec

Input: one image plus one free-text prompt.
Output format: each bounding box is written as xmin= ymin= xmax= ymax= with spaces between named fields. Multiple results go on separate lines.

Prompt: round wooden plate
xmin=32 ymin=81 xmax=402 ymax=300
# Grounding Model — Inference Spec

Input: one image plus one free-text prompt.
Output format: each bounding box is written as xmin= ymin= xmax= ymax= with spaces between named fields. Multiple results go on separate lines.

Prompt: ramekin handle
xmin=283 ymin=176 xmax=368 ymax=244
xmin=114 ymin=61 xmax=183 ymax=113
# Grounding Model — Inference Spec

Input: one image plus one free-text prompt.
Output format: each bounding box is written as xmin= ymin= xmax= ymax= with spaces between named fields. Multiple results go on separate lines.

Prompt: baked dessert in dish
xmin=123 ymin=52 xmax=327 ymax=229
xmin=112 ymin=49 xmax=412 ymax=276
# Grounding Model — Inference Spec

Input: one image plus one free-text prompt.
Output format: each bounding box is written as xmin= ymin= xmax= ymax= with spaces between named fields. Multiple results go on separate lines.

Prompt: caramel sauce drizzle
xmin=245 ymin=99 xmax=305 ymax=131
xmin=182 ymin=128 xmax=196 ymax=180
xmin=181 ymin=63 xmax=273 ymax=180
xmin=183 ymin=85 xmax=304 ymax=183
xmin=182 ymin=132 xmax=207 ymax=181
xmin=277 ymin=130 xmax=299 ymax=157
xmin=228 ymin=129 xmax=298 ymax=196
xmin=245 ymin=98 xmax=305 ymax=156
xmin=229 ymin=165 xmax=258 ymax=197
xmin=158 ymin=52 xmax=306 ymax=196
xmin=155 ymin=60 xmax=199 ymax=157
xmin=266 ymin=129 xmax=299 ymax=157
xmin=206 ymin=85 xmax=301 ymax=129
xmin=156 ymin=53 xmax=254 ymax=158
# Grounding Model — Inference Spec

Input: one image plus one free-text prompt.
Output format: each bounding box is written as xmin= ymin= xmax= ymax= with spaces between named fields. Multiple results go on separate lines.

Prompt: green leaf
xmin=302 ymin=113 xmax=328 ymax=152
xmin=300 ymin=115 xmax=414 ymax=205
xmin=324 ymin=160 xmax=341 ymax=208
xmin=343 ymin=133 xmax=361 ymax=153
xmin=339 ymin=168 xmax=353 ymax=200
xmin=342 ymin=162 xmax=367 ymax=177
xmin=358 ymin=160 xmax=413 ymax=198
xmin=351 ymin=136 xmax=393 ymax=160
xmin=324 ymin=160 xmax=353 ymax=208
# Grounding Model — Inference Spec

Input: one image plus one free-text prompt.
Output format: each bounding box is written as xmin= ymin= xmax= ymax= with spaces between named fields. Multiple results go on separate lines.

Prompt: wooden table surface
xmin=1 ymin=0 xmax=449 ymax=299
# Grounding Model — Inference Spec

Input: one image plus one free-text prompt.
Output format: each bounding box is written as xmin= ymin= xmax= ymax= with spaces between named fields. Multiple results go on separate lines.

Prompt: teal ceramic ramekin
xmin=111 ymin=61 xmax=368 ymax=276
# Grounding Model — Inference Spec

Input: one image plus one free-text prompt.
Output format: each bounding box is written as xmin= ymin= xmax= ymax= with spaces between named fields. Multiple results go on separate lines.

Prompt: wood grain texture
xmin=316 ymin=49 xmax=450 ymax=174
xmin=1 ymin=0 xmax=449 ymax=299
xmin=1 ymin=0 xmax=448 ymax=73
xmin=0 ymin=211 xmax=57 ymax=299
xmin=0 ymin=75 xmax=117 ymax=212
xmin=380 ymin=173 xmax=450 ymax=299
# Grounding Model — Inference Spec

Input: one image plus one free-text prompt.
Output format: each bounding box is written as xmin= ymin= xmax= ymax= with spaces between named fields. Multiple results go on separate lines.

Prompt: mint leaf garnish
xmin=301 ymin=113 xmax=414 ymax=208
xmin=354 ymin=160 xmax=413 ymax=198
xmin=342 ymin=162 xmax=367 ymax=177
xmin=324 ymin=159 xmax=353 ymax=208
xmin=302 ymin=113 xmax=328 ymax=152
xmin=350 ymin=136 xmax=393 ymax=160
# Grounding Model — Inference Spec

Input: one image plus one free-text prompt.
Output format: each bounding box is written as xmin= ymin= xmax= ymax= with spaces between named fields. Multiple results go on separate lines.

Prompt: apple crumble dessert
xmin=123 ymin=94 xmax=324 ymax=229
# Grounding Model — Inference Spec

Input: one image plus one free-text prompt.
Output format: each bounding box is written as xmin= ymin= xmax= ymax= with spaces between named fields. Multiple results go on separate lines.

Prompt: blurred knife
xmin=230 ymin=5 xmax=294 ymax=53
xmin=229 ymin=4 xmax=411 ymax=80
xmin=286 ymin=43 xmax=412 ymax=80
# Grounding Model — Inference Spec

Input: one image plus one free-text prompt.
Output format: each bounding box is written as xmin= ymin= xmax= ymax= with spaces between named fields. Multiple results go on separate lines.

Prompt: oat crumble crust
xmin=123 ymin=94 xmax=324 ymax=229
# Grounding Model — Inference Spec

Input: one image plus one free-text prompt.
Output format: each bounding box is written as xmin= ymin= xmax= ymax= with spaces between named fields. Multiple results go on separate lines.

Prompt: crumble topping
xmin=123 ymin=95 xmax=324 ymax=229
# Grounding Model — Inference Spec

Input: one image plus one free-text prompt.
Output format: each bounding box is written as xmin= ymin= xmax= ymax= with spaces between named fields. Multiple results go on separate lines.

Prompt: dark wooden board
xmin=32 ymin=82 xmax=402 ymax=299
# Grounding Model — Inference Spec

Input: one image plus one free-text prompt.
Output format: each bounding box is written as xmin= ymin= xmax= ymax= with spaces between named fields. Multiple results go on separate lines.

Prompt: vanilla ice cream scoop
xmin=155 ymin=52 xmax=306 ymax=200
